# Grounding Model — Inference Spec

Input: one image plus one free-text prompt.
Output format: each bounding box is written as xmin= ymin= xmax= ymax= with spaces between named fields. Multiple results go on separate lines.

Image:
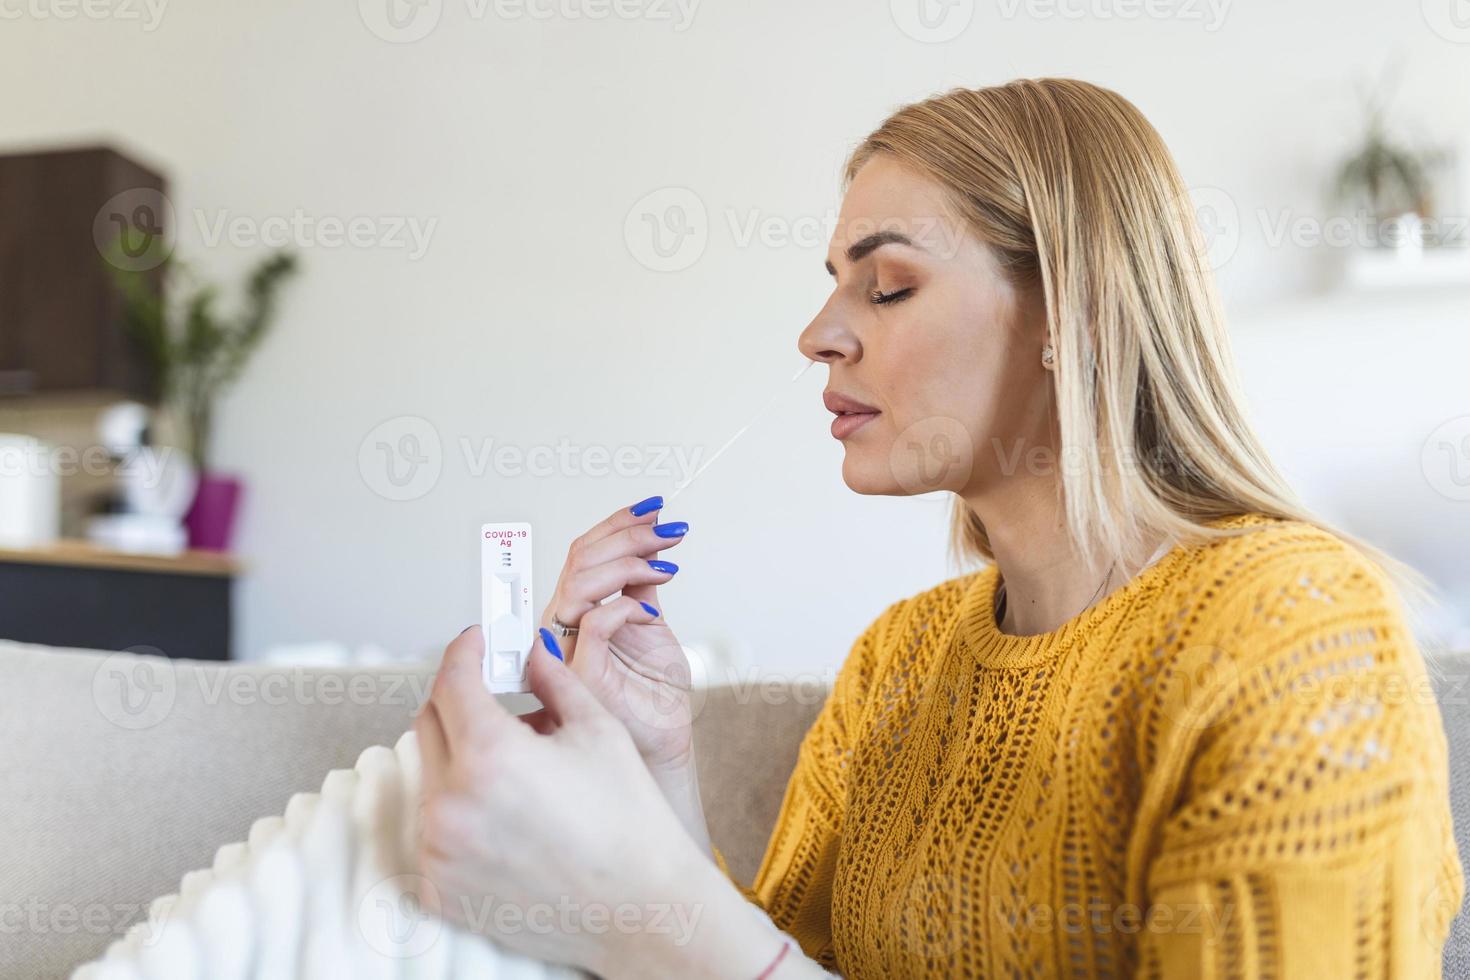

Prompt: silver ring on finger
xmin=550 ymin=615 xmax=580 ymax=638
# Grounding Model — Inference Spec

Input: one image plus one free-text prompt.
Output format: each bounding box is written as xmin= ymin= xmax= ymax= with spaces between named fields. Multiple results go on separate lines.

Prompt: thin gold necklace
xmin=994 ymin=540 xmax=1172 ymax=627
xmin=994 ymin=566 xmax=1114 ymax=628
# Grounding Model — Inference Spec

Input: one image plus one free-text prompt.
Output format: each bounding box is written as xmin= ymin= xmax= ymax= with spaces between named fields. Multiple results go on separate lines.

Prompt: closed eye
xmin=870 ymin=287 xmax=914 ymax=305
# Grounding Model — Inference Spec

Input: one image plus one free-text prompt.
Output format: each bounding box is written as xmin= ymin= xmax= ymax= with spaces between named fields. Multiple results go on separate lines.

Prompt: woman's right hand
xmin=536 ymin=496 xmax=695 ymax=776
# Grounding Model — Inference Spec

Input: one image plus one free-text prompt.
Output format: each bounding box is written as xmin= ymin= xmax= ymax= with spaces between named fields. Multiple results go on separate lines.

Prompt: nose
xmin=797 ymin=297 xmax=862 ymax=365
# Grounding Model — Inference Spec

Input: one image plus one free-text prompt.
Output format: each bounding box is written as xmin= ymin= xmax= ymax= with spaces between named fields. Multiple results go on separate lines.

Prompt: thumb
xmin=530 ymin=627 xmax=608 ymax=726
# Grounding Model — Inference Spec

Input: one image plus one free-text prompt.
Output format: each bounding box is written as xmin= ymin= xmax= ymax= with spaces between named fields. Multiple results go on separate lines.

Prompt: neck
xmin=961 ymin=474 xmax=1160 ymax=636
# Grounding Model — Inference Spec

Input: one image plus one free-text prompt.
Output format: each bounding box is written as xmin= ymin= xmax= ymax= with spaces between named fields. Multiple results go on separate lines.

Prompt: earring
xmin=1041 ymin=345 xmax=1055 ymax=368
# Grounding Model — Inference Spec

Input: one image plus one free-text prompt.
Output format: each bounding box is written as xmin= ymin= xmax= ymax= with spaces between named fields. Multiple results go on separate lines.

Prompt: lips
xmin=823 ymin=390 xmax=881 ymax=440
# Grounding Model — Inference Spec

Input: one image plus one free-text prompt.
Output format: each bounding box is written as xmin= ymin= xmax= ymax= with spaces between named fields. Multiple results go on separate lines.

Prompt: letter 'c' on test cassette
xmin=481 ymin=522 xmax=533 ymax=693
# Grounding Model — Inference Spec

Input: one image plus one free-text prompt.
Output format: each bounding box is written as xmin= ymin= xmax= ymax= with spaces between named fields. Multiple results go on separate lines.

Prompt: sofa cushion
xmin=689 ymin=674 xmax=827 ymax=884
xmin=0 ymin=640 xmax=823 ymax=978
xmin=0 ymin=641 xmax=441 ymax=977
xmin=1430 ymin=650 xmax=1470 ymax=978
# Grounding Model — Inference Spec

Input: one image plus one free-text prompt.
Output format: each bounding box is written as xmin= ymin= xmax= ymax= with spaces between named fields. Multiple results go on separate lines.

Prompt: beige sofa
xmin=0 ymin=641 xmax=823 ymax=978
xmin=3 ymin=639 xmax=1468 ymax=978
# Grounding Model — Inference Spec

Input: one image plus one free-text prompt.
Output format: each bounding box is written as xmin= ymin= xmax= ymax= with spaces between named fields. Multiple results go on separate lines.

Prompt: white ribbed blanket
xmin=72 ymin=731 xmax=585 ymax=979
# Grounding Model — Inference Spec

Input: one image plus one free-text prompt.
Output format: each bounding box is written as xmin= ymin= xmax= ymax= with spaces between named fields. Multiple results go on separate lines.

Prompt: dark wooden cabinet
xmin=0 ymin=542 xmax=235 ymax=659
xmin=0 ymin=146 xmax=166 ymax=399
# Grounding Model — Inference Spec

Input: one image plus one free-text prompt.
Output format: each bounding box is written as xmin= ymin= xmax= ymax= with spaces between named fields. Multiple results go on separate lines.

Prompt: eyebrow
xmin=825 ymin=230 xmax=919 ymax=276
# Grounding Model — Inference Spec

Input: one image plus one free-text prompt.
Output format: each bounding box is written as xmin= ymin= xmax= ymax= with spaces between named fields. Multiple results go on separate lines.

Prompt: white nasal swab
xmin=670 ymin=359 xmax=819 ymax=500
xmin=480 ymin=360 xmax=818 ymax=694
xmin=789 ymin=359 xmax=818 ymax=384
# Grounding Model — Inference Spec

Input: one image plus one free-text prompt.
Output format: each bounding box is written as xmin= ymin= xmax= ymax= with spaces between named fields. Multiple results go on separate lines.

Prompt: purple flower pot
xmin=185 ymin=473 xmax=243 ymax=552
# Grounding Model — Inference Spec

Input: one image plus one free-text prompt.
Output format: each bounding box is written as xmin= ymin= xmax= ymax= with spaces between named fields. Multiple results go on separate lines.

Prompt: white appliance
xmin=85 ymin=402 xmax=198 ymax=556
xmin=0 ymin=434 xmax=61 ymax=548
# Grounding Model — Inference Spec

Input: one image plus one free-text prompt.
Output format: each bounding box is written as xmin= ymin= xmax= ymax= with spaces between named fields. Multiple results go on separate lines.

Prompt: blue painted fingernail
xmin=647 ymin=559 xmax=679 ymax=575
xmin=538 ymin=627 xmax=564 ymax=662
xmin=640 ymin=601 xmax=660 ymax=617
xmin=653 ymin=521 xmax=688 ymax=538
xmin=630 ymin=495 xmax=664 ymax=516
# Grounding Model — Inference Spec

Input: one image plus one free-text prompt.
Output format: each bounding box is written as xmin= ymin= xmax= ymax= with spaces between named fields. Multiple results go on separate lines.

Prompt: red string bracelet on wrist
xmin=755 ymin=940 xmax=791 ymax=979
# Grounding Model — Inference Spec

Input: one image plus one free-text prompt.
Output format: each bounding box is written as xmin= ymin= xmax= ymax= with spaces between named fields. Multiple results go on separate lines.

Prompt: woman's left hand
xmin=414 ymin=626 xmax=711 ymax=976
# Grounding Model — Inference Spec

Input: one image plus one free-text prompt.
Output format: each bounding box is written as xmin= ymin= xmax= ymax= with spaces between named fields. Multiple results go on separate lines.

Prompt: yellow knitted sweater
xmin=720 ymin=514 xmax=1463 ymax=978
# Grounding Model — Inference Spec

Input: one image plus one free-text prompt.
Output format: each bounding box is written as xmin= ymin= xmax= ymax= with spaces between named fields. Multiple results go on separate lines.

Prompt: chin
xmin=839 ymin=422 xmax=975 ymax=497
xmin=840 ymin=453 xmax=906 ymax=496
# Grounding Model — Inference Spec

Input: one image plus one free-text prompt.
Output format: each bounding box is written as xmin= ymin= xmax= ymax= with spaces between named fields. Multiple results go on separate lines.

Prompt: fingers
xmin=527 ymin=633 xmax=612 ymax=728
xmin=575 ymin=521 xmax=688 ymax=570
xmin=428 ymin=626 xmax=519 ymax=750
xmin=557 ymin=555 xmax=679 ymax=623
xmin=514 ymin=706 xmax=559 ymax=736
xmin=576 ymin=594 xmax=662 ymax=649
xmin=551 ymin=498 xmax=685 ymax=627
xmin=414 ymin=700 xmax=450 ymax=802
xmin=568 ymin=496 xmax=667 ymax=559
xmin=558 ymin=595 xmax=662 ymax=675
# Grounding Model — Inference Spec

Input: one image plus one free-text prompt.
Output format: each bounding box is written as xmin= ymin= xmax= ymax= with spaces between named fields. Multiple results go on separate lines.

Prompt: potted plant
xmin=1331 ymin=66 xmax=1433 ymax=249
xmin=110 ymin=243 xmax=298 ymax=551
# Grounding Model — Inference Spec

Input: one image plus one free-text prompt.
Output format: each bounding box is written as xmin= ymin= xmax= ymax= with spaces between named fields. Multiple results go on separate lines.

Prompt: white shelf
xmin=1345 ymin=247 xmax=1470 ymax=289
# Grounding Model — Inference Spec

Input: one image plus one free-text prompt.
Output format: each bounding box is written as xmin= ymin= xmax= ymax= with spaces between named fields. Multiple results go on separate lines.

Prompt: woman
xmin=413 ymin=79 xmax=1463 ymax=978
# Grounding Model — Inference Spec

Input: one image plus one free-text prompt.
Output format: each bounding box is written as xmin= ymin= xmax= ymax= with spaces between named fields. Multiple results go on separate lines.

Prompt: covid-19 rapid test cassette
xmin=481 ymin=522 xmax=534 ymax=693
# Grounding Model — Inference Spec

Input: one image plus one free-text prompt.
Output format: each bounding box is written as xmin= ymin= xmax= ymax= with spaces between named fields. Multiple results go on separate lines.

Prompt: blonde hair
xmin=846 ymin=79 xmax=1429 ymax=610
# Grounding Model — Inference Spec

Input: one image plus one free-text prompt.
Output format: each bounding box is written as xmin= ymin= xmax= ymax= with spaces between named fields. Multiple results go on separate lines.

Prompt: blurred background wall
xmin=1 ymin=0 xmax=1466 ymax=671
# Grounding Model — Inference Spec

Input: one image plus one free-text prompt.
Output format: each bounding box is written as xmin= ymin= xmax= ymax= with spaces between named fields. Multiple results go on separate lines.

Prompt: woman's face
xmin=798 ymin=156 xmax=1055 ymax=499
